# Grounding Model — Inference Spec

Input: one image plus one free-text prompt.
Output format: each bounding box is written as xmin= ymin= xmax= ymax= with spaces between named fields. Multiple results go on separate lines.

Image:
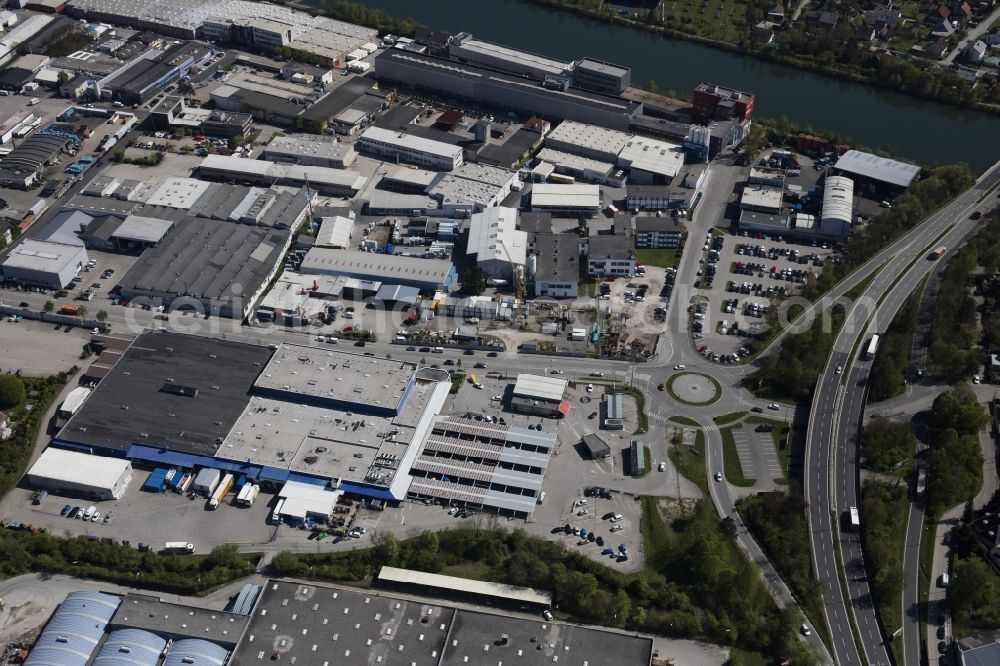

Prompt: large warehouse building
xmin=299 ymin=247 xmax=457 ymax=292
xmin=1 ymin=238 xmax=88 ymax=288
xmin=26 ymin=447 xmax=133 ymax=500
xmin=820 ymin=175 xmax=854 ymax=239
xmin=510 ymin=373 xmax=570 ymax=417
xmin=372 ymin=50 xmax=641 ymax=132
xmin=54 ymin=332 xmax=453 ymax=503
xmin=833 ymin=149 xmax=920 ymax=192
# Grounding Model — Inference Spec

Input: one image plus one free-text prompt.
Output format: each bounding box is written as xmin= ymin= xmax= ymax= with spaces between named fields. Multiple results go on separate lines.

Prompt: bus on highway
xmin=848 ymin=506 xmax=860 ymax=531
xmin=864 ymin=334 xmax=880 ymax=361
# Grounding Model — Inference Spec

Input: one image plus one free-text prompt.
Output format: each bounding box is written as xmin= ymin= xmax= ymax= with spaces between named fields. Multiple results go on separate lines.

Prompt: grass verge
xmin=713 ymin=411 xmax=747 ymax=426
xmin=669 ymin=415 xmax=699 ymax=426
xmin=721 ymin=425 xmax=754 ymax=487
xmin=668 ymin=428 xmax=708 ymax=495
xmin=859 ymin=481 xmax=909 ymax=664
xmin=918 ymin=515 xmax=937 ymax=646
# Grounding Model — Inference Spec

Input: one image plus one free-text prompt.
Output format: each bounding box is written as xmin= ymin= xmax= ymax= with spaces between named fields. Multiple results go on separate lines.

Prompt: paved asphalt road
xmin=806 ymin=160 xmax=1000 ymax=666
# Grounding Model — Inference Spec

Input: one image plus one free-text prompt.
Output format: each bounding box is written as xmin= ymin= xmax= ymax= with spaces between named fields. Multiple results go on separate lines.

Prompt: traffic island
xmin=667 ymin=372 xmax=722 ymax=406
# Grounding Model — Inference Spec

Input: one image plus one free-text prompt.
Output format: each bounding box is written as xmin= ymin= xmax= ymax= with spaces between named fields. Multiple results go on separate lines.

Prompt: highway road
xmin=806 ymin=160 xmax=1000 ymax=666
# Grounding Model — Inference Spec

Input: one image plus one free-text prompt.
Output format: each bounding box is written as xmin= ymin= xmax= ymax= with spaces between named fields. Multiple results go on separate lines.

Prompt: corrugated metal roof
xmin=25 ymin=591 xmax=120 ymax=666
xmin=833 ymin=150 xmax=920 ymax=188
xmin=162 ymin=639 xmax=229 ymax=666
xmin=93 ymin=628 xmax=166 ymax=666
xmin=377 ymin=566 xmax=552 ymax=606
xmin=512 ymin=373 xmax=567 ymax=402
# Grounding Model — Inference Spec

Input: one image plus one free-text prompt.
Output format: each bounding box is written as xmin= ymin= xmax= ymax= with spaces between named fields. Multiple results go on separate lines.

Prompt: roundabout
xmin=667 ymin=372 xmax=722 ymax=406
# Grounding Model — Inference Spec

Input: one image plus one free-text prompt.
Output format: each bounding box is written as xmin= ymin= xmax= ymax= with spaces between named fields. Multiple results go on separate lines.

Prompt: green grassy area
xmin=860 ymin=481 xmax=909 ymax=664
xmin=439 ymin=560 xmax=492 ymax=580
xmin=449 ymin=373 xmax=466 ymax=394
xmin=728 ymin=647 xmax=771 ymax=666
xmin=579 ymin=280 xmax=598 ymax=298
xmin=713 ymin=411 xmax=747 ymax=426
xmin=616 ymin=385 xmax=649 ymax=435
xmin=636 ymin=247 xmax=682 ymax=269
xmin=746 ymin=416 xmax=792 ymax=481
xmin=669 ymin=428 xmax=708 ymax=495
xmin=669 ymin=415 xmax=699 ymax=426
xmin=666 ymin=372 xmax=722 ymax=407
xmin=1 ymin=375 xmax=69 ymax=498
xmin=721 ymin=425 xmax=754 ymax=487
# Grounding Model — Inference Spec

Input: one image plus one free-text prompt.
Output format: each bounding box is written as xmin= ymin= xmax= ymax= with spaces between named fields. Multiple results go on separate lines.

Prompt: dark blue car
xmin=60 ymin=504 xmax=72 ymax=516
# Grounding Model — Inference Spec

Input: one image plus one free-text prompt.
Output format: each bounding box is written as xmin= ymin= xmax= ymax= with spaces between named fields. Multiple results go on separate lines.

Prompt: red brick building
xmin=692 ymin=82 xmax=756 ymax=125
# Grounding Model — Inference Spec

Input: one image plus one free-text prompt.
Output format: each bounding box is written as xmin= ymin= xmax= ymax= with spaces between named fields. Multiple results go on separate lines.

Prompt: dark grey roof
xmin=440 ymin=609 xmax=651 ymax=666
xmin=110 ymin=593 xmax=248 ymax=648
xmin=581 ymin=433 xmax=611 ymax=455
xmin=56 ymin=331 xmax=270 ymax=456
xmin=627 ymin=184 xmax=672 ymax=197
xmin=102 ymin=41 xmax=209 ymax=95
xmin=588 ymin=233 xmax=634 ymax=260
xmin=300 ymin=78 xmax=376 ymax=122
xmin=0 ymin=68 xmax=36 ymax=89
xmin=532 ymin=233 xmax=578 ymax=283
xmin=116 ymin=217 xmax=293 ymax=307
xmin=518 ymin=211 xmax=552 ymax=234
xmin=374 ymin=104 xmax=423 ymax=131
xmin=231 ymin=580 xmax=455 ymax=666
xmin=0 ymin=134 xmax=70 ymax=175
xmin=634 ymin=217 xmax=682 ymax=233
xmin=478 ymin=127 xmax=542 ymax=167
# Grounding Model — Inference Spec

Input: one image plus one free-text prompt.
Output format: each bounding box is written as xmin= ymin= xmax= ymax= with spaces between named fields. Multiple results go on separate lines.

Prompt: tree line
xmin=861 ymin=418 xmax=916 ymax=473
xmin=272 ymin=513 xmax=819 ymax=664
xmin=859 ymin=479 xmax=909 ymax=650
xmin=926 ymin=384 xmax=988 ymax=518
xmin=0 ymin=530 xmax=257 ymax=595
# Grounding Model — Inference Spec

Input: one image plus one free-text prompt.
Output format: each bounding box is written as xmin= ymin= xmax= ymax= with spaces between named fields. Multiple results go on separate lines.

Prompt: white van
xmin=939 ymin=573 xmax=950 ymax=587
xmin=432 ymin=347 xmax=444 ymax=353
xmin=537 ymin=491 xmax=545 ymax=504
xmin=394 ymin=335 xmax=407 ymax=343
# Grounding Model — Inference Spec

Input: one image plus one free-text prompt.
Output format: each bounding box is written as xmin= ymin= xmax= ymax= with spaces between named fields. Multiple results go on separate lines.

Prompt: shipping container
xmin=208 ymin=473 xmax=234 ymax=509
xmin=236 ymin=483 xmax=260 ymax=507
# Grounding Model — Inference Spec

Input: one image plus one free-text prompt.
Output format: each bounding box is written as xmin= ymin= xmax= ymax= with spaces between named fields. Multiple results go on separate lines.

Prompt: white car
xmin=542 ymin=610 xmax=553 ymax=621
xmin=767 ymin=403 xmax=780 ymax=410
xmin=586 ymin=384 xmax=594 ymax=393
xmin=492 ymin=395 xmax=503 ymax=401
xmin=609 ymin=524 xmax=623 ymax=532
xmin=835 ymin=365 xmax=843 ymax=374
xmin=674 ymin=364 xmax=686 ymax=370
xmin=575 ymin=499 xmax=588 ymax=506
xmin=974 ymin=375 xmax=982 ymax=384
xmin=577 ymin=509 xmax=589 ymax=516
xmin=658 ymin=462 xmax=666 ymax=472
xmin=714 ymin=472 xmax=723 ymax=482
xmin=801 ymin=623 xmax=812 ymax=636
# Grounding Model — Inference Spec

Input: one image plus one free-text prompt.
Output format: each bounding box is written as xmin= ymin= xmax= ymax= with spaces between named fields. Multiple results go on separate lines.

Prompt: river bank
xmin=301 ymin=0 xmax=1000 ymax=172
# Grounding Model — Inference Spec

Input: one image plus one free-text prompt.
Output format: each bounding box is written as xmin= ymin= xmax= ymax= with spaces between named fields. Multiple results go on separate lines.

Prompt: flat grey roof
xmin=230 ymin=580 xmax=455 ymax=666
xmin=116 ymin=218 xmax=292 ymax=308
xmin=833 ymin=149 xmax=920 ymax=188
xmin=57 ymin=331 xmax=270 ymax=456
xmin=255 ymin=343 xmax=415 ymax=407
xmin=2 ymin=239 xmax=83 ymax=273
xmin=576 ymin=57 xmax=630 ymax=78
xmin=439 ymin=608 xmax=652 ymax=666
xmin=112 ymin=214 xmax=174 ymax=244
xmin=111 ymin=593 xmax=247 ymax=648
xmin=532 ymin=233 xmax=578 ymax=284
xmin=300 ymin=248 xmax=453 ymax=286
xmin=588 ymin=233 xmax=634 ymax=260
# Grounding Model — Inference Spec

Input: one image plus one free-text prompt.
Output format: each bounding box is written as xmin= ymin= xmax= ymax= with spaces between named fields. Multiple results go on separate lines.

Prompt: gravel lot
xmin=0 ymin=318 xmax=89 ymax=376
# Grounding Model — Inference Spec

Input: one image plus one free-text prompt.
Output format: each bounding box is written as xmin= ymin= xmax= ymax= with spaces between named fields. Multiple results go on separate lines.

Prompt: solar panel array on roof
xmin=93 ymin=628 xmax=166 ymax=666
xmin=25 ymin=591 xmax=121 ymax=666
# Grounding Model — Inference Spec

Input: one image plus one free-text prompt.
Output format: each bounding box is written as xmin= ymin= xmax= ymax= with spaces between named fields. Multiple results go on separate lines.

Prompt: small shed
xmin=581 ymin=433 xmax=611 ymax=459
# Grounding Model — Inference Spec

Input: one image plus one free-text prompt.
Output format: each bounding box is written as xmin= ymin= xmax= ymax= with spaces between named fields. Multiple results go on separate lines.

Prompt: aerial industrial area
xmin=0 ymin=1 xmax=997 ymax=665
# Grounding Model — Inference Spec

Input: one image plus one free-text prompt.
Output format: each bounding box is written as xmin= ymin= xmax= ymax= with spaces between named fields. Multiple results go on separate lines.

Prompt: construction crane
xmin=498 ymin=239 xmax=526 ymax=302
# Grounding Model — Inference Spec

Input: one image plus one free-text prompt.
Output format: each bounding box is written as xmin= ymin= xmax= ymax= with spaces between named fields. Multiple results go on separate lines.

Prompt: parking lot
xmin=0 ymin=318 xmax=91 ymax=376
xmin=728 ymin=423 xmax=783 ymax=489
xmin=689 ymin=230 xmax=842 ymax=358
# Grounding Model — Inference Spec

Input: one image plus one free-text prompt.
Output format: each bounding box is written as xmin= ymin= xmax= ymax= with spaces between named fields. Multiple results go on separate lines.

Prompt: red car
xmin=698 ymin=345 xmax=708 ymax=353
xmin=343 ymin=325 xmax=354 ymax=332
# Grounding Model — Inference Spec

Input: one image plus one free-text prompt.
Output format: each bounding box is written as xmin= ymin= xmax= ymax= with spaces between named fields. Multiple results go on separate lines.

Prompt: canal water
xmin=334 ymin=0 xmax=999 ymax=172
